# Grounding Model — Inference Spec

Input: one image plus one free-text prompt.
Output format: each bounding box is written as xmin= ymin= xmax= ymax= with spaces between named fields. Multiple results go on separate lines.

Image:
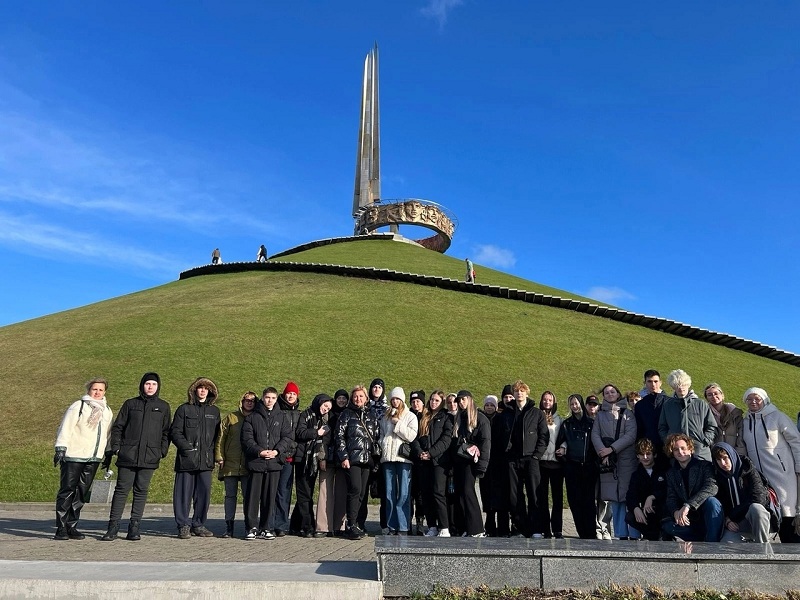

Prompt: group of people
xmin=52 ymin=369 xmax=800 ymax=544
xmin=209 ymin=244 xmax=268 ymax=266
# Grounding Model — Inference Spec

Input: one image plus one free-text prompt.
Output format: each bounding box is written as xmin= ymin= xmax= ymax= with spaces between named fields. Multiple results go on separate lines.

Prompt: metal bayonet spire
xmin=352 ymin=42 xmax=381 ymax=225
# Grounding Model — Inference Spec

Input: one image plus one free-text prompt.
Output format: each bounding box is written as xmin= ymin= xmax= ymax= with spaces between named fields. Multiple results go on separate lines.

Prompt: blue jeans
xmin=270 ymin=461 xmax=294 ymax=532
xmin=610 ymin=500 xmax=641 ymax=539
xmin=384 ymin=462 xmax=412 ymax=532
xmin=662 ymin=497 xmax=724 ymax=542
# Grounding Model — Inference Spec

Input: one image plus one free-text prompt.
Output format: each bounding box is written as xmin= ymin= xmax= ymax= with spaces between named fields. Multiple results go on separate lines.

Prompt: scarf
xmin=83 ymin=394 xmax=107 ymax=429
xmin=713 ymin=441 xmax=742 ymax=508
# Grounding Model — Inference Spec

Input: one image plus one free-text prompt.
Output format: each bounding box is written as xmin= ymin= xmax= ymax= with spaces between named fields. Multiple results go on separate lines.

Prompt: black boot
xmin=221 ymin=520 xmax=234 ymax=538
xmin=126 ymin=519 xmax=141 ymax=541
xmin=54 ymin=527 xmax=69 ymax=541
xmin=100 ymin=520 xmax=119 ymax=541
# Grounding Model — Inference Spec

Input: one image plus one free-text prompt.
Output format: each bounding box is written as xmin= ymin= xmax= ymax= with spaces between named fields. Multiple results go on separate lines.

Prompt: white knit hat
xmin=389 ymin=386 xmax=406 ymax=403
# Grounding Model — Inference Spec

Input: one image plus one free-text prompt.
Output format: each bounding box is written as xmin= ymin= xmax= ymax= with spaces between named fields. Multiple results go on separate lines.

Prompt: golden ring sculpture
xmin=355 ymin=199 xmax=456 ymax=253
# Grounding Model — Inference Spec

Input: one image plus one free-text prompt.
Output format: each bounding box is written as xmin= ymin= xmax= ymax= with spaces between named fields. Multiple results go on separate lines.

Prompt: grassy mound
xmin=2 ymin=240 xmax=797 ymax=502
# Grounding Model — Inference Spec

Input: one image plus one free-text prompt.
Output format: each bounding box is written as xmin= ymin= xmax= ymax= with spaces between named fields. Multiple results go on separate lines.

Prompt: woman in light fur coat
xmin=380 ymin=387 xmax=418 ymax=534
xmin=741 ymin=386 xmax=800 ymax=543
xmin=53 ymin=378 xmax=113 ymax=540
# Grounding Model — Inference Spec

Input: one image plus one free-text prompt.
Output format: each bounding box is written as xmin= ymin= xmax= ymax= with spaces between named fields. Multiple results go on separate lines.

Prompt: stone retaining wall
xmin=376 ymin=537 xmax=800 ymax=596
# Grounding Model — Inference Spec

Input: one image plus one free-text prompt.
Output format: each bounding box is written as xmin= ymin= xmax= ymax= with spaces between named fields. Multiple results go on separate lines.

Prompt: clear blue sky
xmin=2 ymin=2 xmax=799 ymax=354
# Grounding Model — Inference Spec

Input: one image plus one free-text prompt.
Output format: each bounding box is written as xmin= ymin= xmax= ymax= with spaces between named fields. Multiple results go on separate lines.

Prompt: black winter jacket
xmin=452 ymin=411 xmax=491 ymax=474
xmin=556 ymin=413 xmax=596 ymax=465
xmin=415 ymin=409 xmax=454 ymax=468
xmin=278 ymin=395 xmax=301 ymax=461
xmin=295 ymin=394 xmax=332 ymax=472
xmin=241 ymin=402 xmax=294 ymax=472
xmin=171 ymin=402 xmax=221 ymax=472
xmin=498 ymin=400 xmax=549 ymax=460
xmin=335 ymin=403 xmax=380 ymax=466
xmin=665 ymin=457 xmax=718 ymax=515
xmin=110 ymin=373 xmax=171 ymax=469
xmin=626 ymin=462 xmax=668 ymax=514
xmin=714 ymin=455 xmax=768 ymax=523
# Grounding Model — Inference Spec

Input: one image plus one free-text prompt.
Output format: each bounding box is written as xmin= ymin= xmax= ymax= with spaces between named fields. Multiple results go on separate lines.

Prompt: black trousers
xmin=55 ymin=461 xmax=100 ymax=530
xmin=245 ymin=470 xmax=280 ymax=531
xmin=508 ymin=456 xmax=541 ymax=537
xmin=536 ymin=464 xmax=564 ymax=536
xmin=419 ymin=461 xmax=449 ymax=529
xmin=410 ymin=463 xmax=424 ymax=524
xmin=173 ymin=470 xmax=212 ymax=528
xmin=359 ymin=465 xmax=387 ymax=529
xmin=109 ymin=466 xmax=156 ymax=521
xmin=453 ymin=460 xmax=483 ymax=536
xmin=564 ymin=461 xmax=598 ymax=539
xmin=625 ymin=509 xmax=662 ymax=540
xmin=346 ymin=464 xmax=371 ymax=527
xmin=294 ymin=460 xmax=319 ymax=533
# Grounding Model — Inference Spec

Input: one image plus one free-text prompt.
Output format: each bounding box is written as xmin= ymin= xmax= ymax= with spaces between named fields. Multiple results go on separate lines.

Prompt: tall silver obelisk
xmin=352 ymin=43 xmax=382 ymax=233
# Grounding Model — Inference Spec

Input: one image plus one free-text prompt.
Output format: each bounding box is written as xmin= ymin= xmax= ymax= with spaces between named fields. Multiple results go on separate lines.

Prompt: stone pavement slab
xmin=0 ymin=560 xmax=381 ymax=600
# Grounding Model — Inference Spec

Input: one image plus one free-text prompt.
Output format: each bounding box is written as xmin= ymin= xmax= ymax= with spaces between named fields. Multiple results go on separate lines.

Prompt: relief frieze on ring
xmin=357 ymin=200 xmax=455 ymax=252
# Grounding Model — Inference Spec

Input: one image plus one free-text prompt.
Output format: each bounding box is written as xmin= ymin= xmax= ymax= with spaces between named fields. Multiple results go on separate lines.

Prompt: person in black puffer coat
xmin=170 ymin=377 xmax=221 ymax=539
xmin=555 ymin=393 xmax=598 ymax=539
xmin=241 ymin=387 xmax=294 ymax=539
xmin=336 ymin=385 xmax=380 ymax=539
xmin=408 ymin=389 xmax=426 ymax=535
xmin=713 ymin=441 xmax=772 ymax=543
xmin=101 ymin=372 xmax=171 ymax=542
xmin=276 ymin=381 xmax=301 ymax=536
xmin=416 ymin=390 xmax=454 ymax=537
xmin=293 ymin=393 xmax=334 ymax=537
xmin=479 ymin=395 xmax=501 ymax=536
xmin=315 ymin=390 xmax=349 ymax=536
xmin=360 ymin=377 xmax=389 ymax=531
xmin=451 ymin=390 xmax=491 ymax=537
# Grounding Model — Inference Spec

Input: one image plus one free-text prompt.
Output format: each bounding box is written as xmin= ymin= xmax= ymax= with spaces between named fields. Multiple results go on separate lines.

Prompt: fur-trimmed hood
xmin=187 ymin=377 xmax=218 ymax=405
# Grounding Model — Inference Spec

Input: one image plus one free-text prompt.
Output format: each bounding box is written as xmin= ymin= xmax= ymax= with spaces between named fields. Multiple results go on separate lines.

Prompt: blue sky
xmin=2 ymin=1 xmax=799 ymax=354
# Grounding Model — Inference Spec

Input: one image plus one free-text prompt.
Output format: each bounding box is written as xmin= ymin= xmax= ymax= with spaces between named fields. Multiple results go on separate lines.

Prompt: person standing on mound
xmin=101 ymin=372 xmax=171 ymax=542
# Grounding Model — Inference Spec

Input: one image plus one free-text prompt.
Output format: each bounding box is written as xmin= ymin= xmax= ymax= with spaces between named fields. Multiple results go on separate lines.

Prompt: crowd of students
xmin=52 ymin=370 xmax=800 ymax=544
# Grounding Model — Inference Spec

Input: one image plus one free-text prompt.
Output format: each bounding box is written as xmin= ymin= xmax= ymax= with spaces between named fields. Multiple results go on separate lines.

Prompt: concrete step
xmin=0 ymin=560 xmax=382 ymax=600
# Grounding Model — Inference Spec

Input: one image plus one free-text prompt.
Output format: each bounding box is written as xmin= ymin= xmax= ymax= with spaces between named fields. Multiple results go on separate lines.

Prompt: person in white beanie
xmin=740 ymin=386 xmax=800 ymax=542
xmin=379 ymin=387 xmax=419 ymax=534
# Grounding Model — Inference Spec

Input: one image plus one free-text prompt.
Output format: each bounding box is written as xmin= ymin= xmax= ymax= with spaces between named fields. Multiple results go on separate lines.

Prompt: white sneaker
xmin=245 ymin=528 xmax=258 ymax=540
xmin=471 ymin=532 xmax=486 ymax=538
xmin=438 ymin=528 xmax=450 ymax=537
xmin=532 ymin=533 xmax=544 ymax=539
xmin=425 ymin=527 xmax=438 ymax=537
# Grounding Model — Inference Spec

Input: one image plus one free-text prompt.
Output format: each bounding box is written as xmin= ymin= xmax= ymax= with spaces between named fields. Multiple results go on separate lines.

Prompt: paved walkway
xmin=0 ymin=503 xmax=379 ymax=563
xmin=0 ymin=502 xmax=578 ymax=598
xmin=0 ymin=501 xmax=577 ymax=563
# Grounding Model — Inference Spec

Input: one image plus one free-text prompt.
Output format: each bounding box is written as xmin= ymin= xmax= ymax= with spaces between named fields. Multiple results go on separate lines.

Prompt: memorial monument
xmin=351 ymin=44 xmax=457 ymax=253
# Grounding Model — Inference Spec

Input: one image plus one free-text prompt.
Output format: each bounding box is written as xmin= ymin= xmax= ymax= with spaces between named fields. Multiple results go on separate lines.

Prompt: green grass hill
xmin=2 ymin=239 xmax=797 ymax=502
